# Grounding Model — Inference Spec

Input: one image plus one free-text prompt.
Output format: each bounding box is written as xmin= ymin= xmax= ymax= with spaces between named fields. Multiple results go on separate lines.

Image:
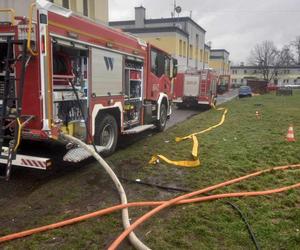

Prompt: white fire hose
xmin=61 ymin=133 xmax=150 ymax=250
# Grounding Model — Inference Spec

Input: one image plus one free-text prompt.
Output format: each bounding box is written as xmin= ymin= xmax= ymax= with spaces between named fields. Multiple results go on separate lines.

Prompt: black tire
xmin=94 ymin=114 xmax=118 ymax=157
xmin=177 ymin=103 xmax=184 ymax=109
xmin=156 ymin=103 xmax=167 ymax=132
xmin=203 ymin=104 xmax=211 ymax=111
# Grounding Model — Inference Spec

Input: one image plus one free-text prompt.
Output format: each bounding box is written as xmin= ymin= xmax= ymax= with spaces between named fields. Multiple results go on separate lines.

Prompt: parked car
xmin=239 ymin=86 xmax=252 ymax=98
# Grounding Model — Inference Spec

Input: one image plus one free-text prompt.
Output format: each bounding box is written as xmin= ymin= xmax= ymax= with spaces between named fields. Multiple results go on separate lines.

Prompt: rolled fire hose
xmin=60 ymin=133 xmax=150 ymax=250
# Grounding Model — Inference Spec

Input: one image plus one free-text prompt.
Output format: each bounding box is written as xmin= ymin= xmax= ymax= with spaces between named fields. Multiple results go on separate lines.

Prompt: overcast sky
xmin=109 ymin=0 xmax=300 ymax=65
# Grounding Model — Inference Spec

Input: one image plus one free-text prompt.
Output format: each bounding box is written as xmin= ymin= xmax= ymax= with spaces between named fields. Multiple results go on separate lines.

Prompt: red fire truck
xmin=0 ymin=0 xmax=177 ymax=179
xmin=217 ymin=74 xmax=231 ymax=94
xmin=173 ymin=69 xmax=217 ymax=108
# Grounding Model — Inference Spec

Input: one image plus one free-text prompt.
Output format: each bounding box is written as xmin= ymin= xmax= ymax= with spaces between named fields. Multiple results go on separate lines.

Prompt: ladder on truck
xmin=200 ymin=71 xmax=208 ymax=96
xmin=0 ymin=37 xmax=31 ymax=180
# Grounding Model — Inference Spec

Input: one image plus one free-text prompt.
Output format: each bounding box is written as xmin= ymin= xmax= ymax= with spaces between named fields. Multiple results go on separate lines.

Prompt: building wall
xmin=127 ymin=28 xmax=205 ymax=72
xmin=136 ymin=32 xmax=189 ymax=72
xmin=0 ymin=0 xmax=34 ymax=20
xmin=203 ymin=46 xmax=210 ymax=69
xmin=0 ymin=0 xmax=108 ymax=23
xmin=177 ymin=20 xmax=206 ymax=71
xmin=94 ymin=0 xmax=108 ymax=23
xmin=209 ymin=50 xmax=230 ymax=75
xmin=53 ymin=0 xmax=108 ymax=23
xmin=209 ymin=60 xmax=224 ymax=73
xmin=137 ymin=33 xmax=178 ymax=55
xmin=231 ymin=66 xmax=300 ymax=86
xmin=209 ymin=60 xmax=230 ymax=75
xmin=109 ymin=8 xmax=206 ymax=72
xmin=182 ymin=21 xmax=206 ymax=70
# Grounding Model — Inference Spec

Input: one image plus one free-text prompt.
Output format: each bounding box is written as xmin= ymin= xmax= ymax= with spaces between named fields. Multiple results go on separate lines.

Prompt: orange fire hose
xmin=0 ymin=164 xmax=299 ymax=246
xmin=109 ymin=164 xmax=300 ymax=249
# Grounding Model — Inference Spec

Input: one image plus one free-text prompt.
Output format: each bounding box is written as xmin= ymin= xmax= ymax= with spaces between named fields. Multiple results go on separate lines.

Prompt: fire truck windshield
xmin=151 ymin=48 xmax=171 ymax=78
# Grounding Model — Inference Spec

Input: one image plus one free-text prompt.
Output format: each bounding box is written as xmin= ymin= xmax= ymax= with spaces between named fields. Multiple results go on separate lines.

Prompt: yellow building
xmin=132 ymin=28 xmax=189 ymax=72
xmin=49 ymin=0 xmax=108 ymax=23
xmin=0 ymin=0 xmax=108 ymax=23
xmin=231 ymin=65 xmax=300 ymax=86
xmin=209 ymin=49 xmax=230 ymax=75
xmin=109 ymin=6 xmax=207 ymax=73
xmin=204 ymin=44 xmax=211 ymax=69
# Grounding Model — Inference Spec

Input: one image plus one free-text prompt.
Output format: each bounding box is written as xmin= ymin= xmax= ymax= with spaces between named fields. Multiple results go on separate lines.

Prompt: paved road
xmin=166 ymin=107 xmax=199 ymax=129
xmin=217 ymin=88 xmax=238 ymax=105
xmin=166 ymin=89 xmax=238 ymax=129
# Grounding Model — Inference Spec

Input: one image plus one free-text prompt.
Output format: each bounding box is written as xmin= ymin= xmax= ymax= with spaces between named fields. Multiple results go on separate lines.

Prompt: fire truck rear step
xmin=0 ymin=147 xmax=51 ymax=171
xmin=63 ymin=145 xmax=106 ymax=163
xmin=123 ymin=124 xmax=155 ymax=135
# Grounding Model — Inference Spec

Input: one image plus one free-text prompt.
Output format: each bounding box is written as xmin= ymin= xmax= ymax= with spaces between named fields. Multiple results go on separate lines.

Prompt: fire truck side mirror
xmin=172 ymin=58 xmax=178 ymax=78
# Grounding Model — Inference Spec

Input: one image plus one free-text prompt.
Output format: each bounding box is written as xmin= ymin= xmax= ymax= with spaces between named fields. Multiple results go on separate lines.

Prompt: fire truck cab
xmin=173 ymin=69 xmax=217 ymax=108
xmin=0 ymin=0 xmax=177 ymax=178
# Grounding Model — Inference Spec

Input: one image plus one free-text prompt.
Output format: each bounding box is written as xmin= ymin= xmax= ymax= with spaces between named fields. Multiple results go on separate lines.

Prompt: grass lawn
xmin=1 ymin=91 xmax=300 ymax=249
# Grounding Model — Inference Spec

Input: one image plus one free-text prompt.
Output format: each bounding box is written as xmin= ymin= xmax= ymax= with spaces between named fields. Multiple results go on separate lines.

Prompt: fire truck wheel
xmin=95 ymin=114 xmax=118 ymax=157
xmin=156 ymin=103 xmax=167 ymax=132
xmin=177 ymin=103 xmax=185 ymax=109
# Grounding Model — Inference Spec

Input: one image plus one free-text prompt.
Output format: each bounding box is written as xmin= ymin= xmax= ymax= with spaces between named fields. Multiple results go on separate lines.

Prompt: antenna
xmin=173 ymin=0 xmax=181 ymax=16
xmin=172 ymin=0 xmax=182 ymax=27
xmin=175 ymin=6 xmax=182 ymax=15
xmin=171 ymin=0 xmax=175 ymax=18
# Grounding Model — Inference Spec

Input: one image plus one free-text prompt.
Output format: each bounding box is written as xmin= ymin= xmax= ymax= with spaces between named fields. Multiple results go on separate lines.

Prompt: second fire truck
xmin=173 ymin=69 xmax=217 ymax=108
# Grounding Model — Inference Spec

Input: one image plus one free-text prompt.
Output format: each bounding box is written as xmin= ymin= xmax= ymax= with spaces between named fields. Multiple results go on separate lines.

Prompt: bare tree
xmin=279 ymin=45 xmax=295 ymax=66
xmin=248 ymin=40 xmax=280 ymax=82
xmin=248 ymin=41 xmax=295 ymax=82
xmin=291 ymin=36 xmax=300 ymax=65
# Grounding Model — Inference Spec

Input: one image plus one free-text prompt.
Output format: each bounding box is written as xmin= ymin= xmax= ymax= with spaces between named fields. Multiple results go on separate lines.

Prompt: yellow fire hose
xmin=149 ymin=105 xmax=228 ymax=167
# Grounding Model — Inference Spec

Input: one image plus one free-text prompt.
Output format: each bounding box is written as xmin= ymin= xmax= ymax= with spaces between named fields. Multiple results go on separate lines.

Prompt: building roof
xmin=109 ymin=16 xmax=206 ymax=33
xmin=211 ymin=49 xmax=230 ymax=54
xmin=210 ymin=55 xmax=225 ymax=60
xmin=122 ymin=26 xmax=189 ymax=37
xmin=109 ymin=20 xmax=135 ymax=26
xmin=135 ymin=6 xmax=145 ymax=10
xmin=148 ymin=17 xmax=206 ymax=33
